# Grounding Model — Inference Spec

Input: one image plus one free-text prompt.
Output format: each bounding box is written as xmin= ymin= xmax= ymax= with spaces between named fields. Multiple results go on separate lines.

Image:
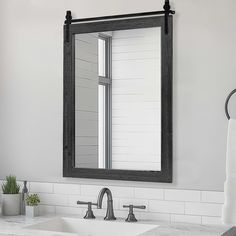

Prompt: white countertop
xmin=0 ymin=214 xmax=231 ymax=236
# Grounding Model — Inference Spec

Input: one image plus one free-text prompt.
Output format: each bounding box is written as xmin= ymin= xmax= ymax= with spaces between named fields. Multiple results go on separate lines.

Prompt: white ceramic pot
xmin=26 ymin=205 xmax=39 ymax=217
xmin=2 ymin=194 xmax=21 ymax=216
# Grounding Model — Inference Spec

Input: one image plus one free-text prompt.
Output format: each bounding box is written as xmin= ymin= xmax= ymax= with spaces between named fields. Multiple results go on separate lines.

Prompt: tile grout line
xmin=184 ymin=201 xmax=186 ymax=215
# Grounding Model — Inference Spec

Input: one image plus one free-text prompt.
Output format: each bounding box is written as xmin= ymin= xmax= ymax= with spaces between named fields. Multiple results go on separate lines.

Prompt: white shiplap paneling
xmin=75 ymin=34 xmax=99 ymax=168
xmin=111 ymin=27 xmax=161 ymax=171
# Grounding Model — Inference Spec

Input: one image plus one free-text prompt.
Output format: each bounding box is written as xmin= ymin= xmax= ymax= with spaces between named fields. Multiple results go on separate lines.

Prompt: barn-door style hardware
xmin=64 ymin=0 xmax=175 ymax=42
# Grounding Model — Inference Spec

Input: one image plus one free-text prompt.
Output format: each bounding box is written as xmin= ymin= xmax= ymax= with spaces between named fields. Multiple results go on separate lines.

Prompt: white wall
xmin=0 ymin=0 xmax=236 ymax=191
xmin=112 ymin=27 xmax=161 ymax=171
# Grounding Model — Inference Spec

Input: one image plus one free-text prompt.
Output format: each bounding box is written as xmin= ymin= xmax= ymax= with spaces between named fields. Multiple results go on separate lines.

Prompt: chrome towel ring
xmin=225 ymin=89 xmax=236 ymax=120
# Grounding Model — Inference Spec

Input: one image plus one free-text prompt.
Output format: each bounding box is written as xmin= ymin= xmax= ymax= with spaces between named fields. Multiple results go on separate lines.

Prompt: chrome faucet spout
xmin=97 ymin=188 xmax=116 ymax=220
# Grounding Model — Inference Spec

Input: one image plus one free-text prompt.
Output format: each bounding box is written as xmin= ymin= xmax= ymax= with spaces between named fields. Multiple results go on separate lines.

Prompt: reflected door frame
xmin=98 ymin=33 xmax=112 ymax=169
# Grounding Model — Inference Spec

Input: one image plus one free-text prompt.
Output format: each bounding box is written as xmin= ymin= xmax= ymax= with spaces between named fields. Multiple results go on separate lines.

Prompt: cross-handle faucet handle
xmin=123 ymin=205 xmax=146 ymax=210
xmin=77 ymin=200 xmax=98 ymax=206
xmin=123 ymin=205 xmax=146 ymax=222
xmin=77 ymin=201 xmax=98 ymax=219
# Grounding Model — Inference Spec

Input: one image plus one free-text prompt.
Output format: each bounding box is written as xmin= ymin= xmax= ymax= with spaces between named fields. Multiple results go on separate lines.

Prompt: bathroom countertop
xmin=0 ymin=214 xmax=232 ymax=236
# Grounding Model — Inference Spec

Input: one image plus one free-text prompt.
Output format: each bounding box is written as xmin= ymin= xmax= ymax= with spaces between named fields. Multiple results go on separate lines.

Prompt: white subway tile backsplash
xmin=185 ymin=202 xmax=222 ymax=217
xmin=202 ymin=216 xmax=222 ymax=225
xmin=81 ymin=185 xmax=134 ymax=198
xmin=149 ymin=200 xmax=185 ymax=214
xmin=134 ymin=188 xmax=163 ymax=200
xmin=165 ymin=189 xmax=200 ymax=202
xmin=11 ymin=181 xmax=224 ymax=226
xmin=137 ymin=212 xmax=170 ymax=222
xmin=39 ymin=193 xmax=68 ymax=206
xmin=30 ymin=182 xmax=53 ymax=193
xmin=80 ymin=185 xmax=103 ymax=196
xmin=38 ymin=205 xmax=56 ymax=215
xmin=112 ymin=210 xmax=129 ymax=218
xmin=56 ymin=206 xmax=83 ymax=215
xmin=110 ymin=186 xmax=134 ymax=198
xmin=171 ymin=214 xmax=201 ymax=224
xmin=54 ymin=183 xmax=81 ymax=195
xmin=201 ymin=191 xmax=224 ymax=204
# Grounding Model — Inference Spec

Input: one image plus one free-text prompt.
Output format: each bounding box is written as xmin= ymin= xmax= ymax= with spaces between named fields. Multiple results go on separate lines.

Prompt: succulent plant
xmin=2 ymin=175 xmax=20 ymax=194
xmin=26 ymin=194 xmax=40 ymax=206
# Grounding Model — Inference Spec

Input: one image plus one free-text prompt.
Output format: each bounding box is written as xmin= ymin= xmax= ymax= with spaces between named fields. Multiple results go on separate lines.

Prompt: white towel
xmin=222 ymin=119 xmax=236 ymax=224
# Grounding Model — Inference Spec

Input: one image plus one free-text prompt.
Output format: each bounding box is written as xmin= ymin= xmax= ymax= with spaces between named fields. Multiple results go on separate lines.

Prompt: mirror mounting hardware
xmin=64 ymin=0 xmax=175 ymax=42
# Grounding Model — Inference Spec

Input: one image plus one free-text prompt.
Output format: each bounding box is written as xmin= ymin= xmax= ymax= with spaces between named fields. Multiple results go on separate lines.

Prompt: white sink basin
xmin=26 ymin=217 xmax=158 ymax=236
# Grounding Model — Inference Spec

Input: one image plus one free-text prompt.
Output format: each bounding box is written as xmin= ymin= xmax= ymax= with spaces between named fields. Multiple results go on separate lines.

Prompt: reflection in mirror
xmin=75 ymin=27 xmax=161 ymax=171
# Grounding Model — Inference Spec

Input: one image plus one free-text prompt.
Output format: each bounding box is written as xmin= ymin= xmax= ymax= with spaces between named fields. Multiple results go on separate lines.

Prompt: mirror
xmin=64 ymin=16 xmax=173 ymax=182
xmin=75 ymin=27 xmax=161 ymax=171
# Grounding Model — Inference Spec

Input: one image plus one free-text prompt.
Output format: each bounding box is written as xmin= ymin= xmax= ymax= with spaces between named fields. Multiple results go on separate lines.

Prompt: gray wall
xmin=0 ymin=0 xmax=236 ymax=191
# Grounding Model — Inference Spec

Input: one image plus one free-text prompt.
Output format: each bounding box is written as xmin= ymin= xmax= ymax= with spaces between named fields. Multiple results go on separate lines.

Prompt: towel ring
xmin=225 ymin=89 xmax=236 ymax=120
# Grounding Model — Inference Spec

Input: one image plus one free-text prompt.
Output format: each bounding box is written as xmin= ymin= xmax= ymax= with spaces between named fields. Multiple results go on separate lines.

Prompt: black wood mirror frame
xmin=63 ymin=15 xmax=173 ymax=182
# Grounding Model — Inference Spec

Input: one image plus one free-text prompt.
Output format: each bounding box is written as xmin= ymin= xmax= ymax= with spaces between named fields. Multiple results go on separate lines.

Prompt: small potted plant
xmin=25 ymin=194 xmax=40 ymax=217
xmin=1 ymin=175 xmax=21 ymax=216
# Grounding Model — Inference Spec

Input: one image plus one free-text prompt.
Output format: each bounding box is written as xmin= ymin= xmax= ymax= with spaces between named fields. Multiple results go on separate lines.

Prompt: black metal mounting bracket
xmin=65 ymin=10 xmax=72 ymax=42
xmin=64 ymin=0 xmax=175 ymax=42
xmin=163 ymin=0 xmax=175 ymax=34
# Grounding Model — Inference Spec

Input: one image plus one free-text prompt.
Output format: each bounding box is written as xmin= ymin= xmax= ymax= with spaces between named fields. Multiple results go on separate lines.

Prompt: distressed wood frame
xmin=63 ymin=16 xmax=173 ymax=182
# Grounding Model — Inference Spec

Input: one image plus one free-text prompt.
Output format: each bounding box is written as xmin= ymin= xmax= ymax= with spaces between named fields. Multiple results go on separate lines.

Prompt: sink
xmin=25 ymin=217 xmax=159 ymax=236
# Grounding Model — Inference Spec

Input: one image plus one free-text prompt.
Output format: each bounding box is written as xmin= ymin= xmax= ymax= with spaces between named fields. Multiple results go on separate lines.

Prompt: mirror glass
xmin=74 ymin=27 xmax=161 ymax=171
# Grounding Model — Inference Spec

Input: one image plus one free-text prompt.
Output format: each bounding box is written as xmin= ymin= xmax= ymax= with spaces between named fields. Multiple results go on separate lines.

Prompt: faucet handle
xmin=123 ymin=205 xmax=146 ymax=222
xmin=123 ymin=205 xmax=146 ymax=210
xmin=77 ymin=201 xmax=98 ymax=206
xmin=77 ymin=201 xmax=98 ymax=219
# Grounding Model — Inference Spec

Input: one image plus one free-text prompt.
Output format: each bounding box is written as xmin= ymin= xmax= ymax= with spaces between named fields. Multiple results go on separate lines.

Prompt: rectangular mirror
xmin=64 ymin=16 xmax=173 ymax=182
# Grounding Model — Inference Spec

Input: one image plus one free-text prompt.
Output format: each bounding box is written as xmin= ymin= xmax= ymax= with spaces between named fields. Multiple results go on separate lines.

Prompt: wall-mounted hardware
xmin=123 ymin=205 xmax=146 ymax=222
xmin=97 ymin=188 xmax=116 ymax=220
xmin=64 ymin=0 xmax=175 ymax=42
xmin=225 ymin=89 xmax=236 ymax=120
xmin=63 ymin=2 xmax=173 ymax=182
xmin=77 ymin=201 xmax=97 ymax=219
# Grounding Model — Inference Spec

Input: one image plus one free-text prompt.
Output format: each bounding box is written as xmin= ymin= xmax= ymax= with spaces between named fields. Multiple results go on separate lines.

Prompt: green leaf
xmin=2 ymin=175 xmax=20 ymax=194
xmin=26 ymin=194 xmax=40 ymax=206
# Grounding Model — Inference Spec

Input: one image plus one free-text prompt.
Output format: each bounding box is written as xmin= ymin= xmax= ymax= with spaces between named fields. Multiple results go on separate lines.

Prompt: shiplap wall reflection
xmin=75 ymin=33 xmax=99 ymax=168
xmin=111 ymin=27 xmax=161 ymax=170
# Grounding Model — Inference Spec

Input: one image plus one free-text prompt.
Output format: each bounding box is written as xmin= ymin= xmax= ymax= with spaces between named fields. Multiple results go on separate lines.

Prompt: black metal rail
xmin=64 ymin=0 xmax=175 ymax=42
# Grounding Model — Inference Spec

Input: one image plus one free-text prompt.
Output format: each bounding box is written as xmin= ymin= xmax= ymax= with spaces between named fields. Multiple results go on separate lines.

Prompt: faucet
xmin=97 ymin=188 xmax=116 ymax=220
